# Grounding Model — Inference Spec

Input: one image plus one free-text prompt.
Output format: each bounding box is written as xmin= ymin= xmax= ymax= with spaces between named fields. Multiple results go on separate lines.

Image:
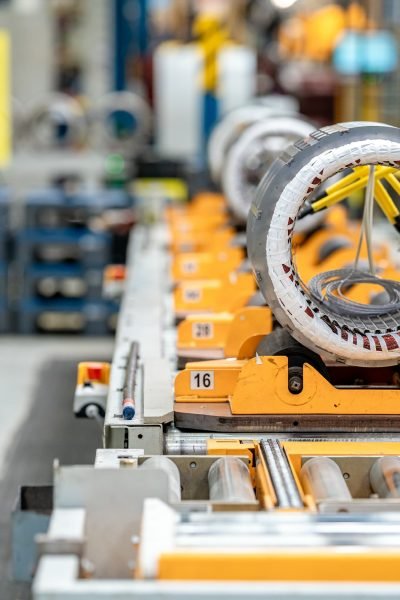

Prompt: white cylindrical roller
xmin=370 ymin=456 xmax=400 ymax=499
xmin=300 ymin=457 xmax=352 ymax=503
xmin=140 ymin=457 xmax=181 ymax=504
xmin=222 ymin=115 xmax=315 ymax=223
xmin=208 ymin=457 xmax=255 ymax=503
xmin=247 ymin=121 xmax=400 ymax=366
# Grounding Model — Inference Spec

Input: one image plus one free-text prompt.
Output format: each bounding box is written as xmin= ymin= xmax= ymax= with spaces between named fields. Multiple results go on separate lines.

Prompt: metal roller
xmin=300 ymin=457 xmax=352 ymax=503
xmin=140 ymin=456 xmax=181 ymax=503
xmin=370 ymin=456 xmax=400 ymax=499
xmin=247 ymin=121 xmax=400 ymax=366
xmin=222 ymin=115 xmax=315 ymax=223
xmin=260 ymin=439 xmax=303 ymax=509
xmin=208 ymin=457 xmax=255 ymax=503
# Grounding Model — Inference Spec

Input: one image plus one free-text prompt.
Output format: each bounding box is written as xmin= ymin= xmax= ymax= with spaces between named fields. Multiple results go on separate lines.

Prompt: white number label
xmin=190 ymin=371 xmax=214 ymax=390
xmin=183 ymin=288 xmax=201 ymax=302
xmin=182 ymin=260 xmax=197 ymax=274
xmin=192 ymin=322 xmax=213 ymax=339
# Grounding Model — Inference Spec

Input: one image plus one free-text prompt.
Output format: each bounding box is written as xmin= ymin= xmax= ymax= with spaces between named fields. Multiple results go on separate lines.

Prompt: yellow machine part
xmin=165 ymin=192 xmax=226 ymax=223
xmin=177 ymin=312 xmax=234 ymax=352
xmin=169 ymin=227 xmax=236 ymax=253
xmin=176 ymin=306 xmax=272 ymax=356
xmin=224 ymin=306 xmax=273 ymax=357
xmin=175 ymin=356 xmax=400 ymax=415
xmin=175 ymin=358 xmax=245 ymax=401
xmin=171 ymin=246 xmax=244 ymax=281
xmin=174 ymin=273 xmax=256 ymax=316
xmin=282 ymin=440 xmax=400 ymax=480
xmin=169 ymin=212 xmax=228 ymax=236
xmin=157 ymin=550 xmax=400 ymax=582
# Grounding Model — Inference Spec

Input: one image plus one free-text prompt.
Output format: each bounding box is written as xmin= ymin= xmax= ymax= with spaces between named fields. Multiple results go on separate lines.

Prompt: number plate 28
xmin=192 ymin=322 xmax=213 ymax=339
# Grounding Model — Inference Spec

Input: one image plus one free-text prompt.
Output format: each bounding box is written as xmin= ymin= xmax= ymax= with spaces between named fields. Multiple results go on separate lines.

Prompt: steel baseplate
xmin=104 ymin=226 xmax=175 ymax=451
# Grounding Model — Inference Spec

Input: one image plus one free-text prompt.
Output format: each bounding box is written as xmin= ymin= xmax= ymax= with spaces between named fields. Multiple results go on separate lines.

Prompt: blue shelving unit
xmin=16 ymin=187 xmax=129 ymax=334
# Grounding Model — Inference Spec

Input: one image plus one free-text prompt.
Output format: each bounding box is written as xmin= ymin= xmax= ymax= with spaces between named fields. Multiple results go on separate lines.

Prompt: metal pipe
xmin=163 ymin=428 xmax=400 ymax=455
xmin=260 ymin=439 xmax=303 ymax=509
xmin=122 ymin=341 xmax=139 ymax=419
xmin=208 ymin=457 xmax=255 ymax=503
xmin=370 ymin=456 xmax=400 ymax=499
xmin=300 ymin=457 xmax=352 ymax=503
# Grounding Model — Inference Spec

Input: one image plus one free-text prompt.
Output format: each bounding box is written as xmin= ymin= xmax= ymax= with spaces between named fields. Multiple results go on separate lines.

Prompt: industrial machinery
xmin=24 ymin=93 xmax=89 ymax=150
xmin=21 ymin=91 xmax=152 ymax=155
xmin=29 ymin=120 xmax=400 ymax=598
xmin=207 ymin=97 xmax=299 ymax=185
xmin=90 ymin=91 xmax=152 ymax=155
xmin=221 ymin=114 xmax=315 ymax=222
xmin=248 ymin=122 xmax=400 ymax=366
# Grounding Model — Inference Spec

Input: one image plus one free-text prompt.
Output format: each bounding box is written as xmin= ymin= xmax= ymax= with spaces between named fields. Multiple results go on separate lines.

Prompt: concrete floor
xmin=0 ymin=335 xmax=114 ymax=598
xmin=0 ymin=336 xmax=113 ymax=477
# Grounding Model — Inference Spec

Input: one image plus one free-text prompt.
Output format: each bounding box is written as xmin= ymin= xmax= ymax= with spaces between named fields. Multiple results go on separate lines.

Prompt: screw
xmin=289 ymin=375 xmax=303 ymax=394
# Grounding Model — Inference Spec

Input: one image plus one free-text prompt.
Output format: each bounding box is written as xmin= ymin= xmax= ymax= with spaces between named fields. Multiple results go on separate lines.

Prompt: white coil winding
xmin=222 ymin=115 xmax=316 ymax=223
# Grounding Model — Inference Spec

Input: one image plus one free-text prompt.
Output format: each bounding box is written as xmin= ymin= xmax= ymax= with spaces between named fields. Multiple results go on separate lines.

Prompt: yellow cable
xmin=325 ymin=165 xmax=370 ymax=195
xmin=311 ymin=166 xmax=397 ymax=212
xmin=374 ymin=180 xmax=400 ymax=223
xmin=386 ymin=173 xmax=400 ymax=196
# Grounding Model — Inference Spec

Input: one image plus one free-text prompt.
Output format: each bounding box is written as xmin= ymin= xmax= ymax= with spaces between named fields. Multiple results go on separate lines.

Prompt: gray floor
xmin=0 ymin=336 xmax=113 ymax=599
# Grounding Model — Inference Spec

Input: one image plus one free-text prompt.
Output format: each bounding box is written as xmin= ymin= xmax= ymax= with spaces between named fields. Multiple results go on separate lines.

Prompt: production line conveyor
xmin=32 ymin=122 xmax=400 ymax=598
xmin=28 ymin=221 xmax=400 ymax=599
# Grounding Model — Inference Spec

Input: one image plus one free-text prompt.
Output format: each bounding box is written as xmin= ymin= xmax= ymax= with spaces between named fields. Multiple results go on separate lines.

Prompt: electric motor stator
xmin=247 ymin=122 xmax=400 ymax=366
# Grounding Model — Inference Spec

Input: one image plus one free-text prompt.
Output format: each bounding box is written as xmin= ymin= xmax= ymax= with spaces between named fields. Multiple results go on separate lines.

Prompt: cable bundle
xmin=309 ymin=268 xmax=400 ymax=318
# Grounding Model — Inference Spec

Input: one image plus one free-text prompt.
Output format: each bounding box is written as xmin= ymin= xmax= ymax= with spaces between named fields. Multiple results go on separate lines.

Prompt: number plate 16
xmin=190 ymin=371 xmax=214 ymax=390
